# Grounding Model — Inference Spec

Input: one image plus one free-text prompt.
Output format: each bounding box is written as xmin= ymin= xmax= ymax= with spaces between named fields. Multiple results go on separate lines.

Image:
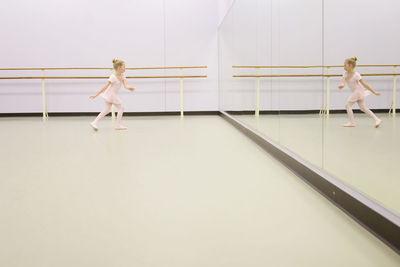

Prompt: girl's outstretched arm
xmin=338 ymin=78 xmax=346 ymax=89
xmin=360 ymin=79 xmax=380 ymax=95
xmin=123 ymin=79 xmax=135 ymax=91
xmin=90 ymin=81 xmax=111 ymax=99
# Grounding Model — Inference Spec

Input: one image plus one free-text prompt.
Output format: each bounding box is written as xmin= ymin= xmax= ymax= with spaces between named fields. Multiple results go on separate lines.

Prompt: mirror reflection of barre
xmin=0 ymin=66 xmax=208 ymax=119
xmin=233 ymin=65 xmax=399 ymax=117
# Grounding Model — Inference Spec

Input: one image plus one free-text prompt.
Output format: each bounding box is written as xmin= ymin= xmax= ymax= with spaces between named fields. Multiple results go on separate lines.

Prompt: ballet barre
xmin=233 ymin=65 xmax=399 ymax=117
xmin=0 ymin=76 xmax=207 ymax=79
xmin=0 ymin=66 xmax=208 ymax=119
xmin=0 ymin=66 xmax=207 ymax=71
xmin=233 ymin=65 xmax=400 ymax=68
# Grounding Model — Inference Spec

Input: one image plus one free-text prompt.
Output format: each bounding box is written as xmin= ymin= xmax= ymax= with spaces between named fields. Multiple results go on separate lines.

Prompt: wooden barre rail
xmin=0 ymin=66 xmax=208 ymax=71
xmin=233 ymin=74 xmax=400 ymax=78
xmin=0 ymin=75 xmax=207 ymax=80
xmin=233 ymin=65 xmax=400 ymax=68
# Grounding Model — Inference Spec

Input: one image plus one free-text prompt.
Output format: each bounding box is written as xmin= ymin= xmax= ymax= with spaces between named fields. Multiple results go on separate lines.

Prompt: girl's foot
xmin=90 ymin=122 xmax=98 ymax=131
xmin=115 ymin=125 xmax=127 ymax=130
xmin=344 ymin=122 xmax=355 ymax=127
xmin=375 ymin=119 xmax=382 ymax=128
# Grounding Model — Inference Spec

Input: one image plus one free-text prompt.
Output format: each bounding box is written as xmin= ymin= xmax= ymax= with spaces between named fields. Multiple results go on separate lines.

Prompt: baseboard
xmin=0 ymin=111 xmax=220 ymax=117
xmin=226 ymin=109 xmax=398 ymax=115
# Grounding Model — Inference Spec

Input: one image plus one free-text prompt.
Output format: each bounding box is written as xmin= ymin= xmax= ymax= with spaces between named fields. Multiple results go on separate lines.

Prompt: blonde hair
xmin=345 ymin=56 xmax=358 ymax=68
xmin=112 ymin=58 xmax=125 ymax=70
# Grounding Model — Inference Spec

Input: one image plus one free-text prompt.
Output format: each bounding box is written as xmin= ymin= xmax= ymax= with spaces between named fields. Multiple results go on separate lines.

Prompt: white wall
xmin=219 ymin=0 xmax=400 ymax=111
xmin=1 ymin=0 xmax=399 ymax=114
xmin=325 ymin=0 xmax=400 ymax=110
xmin=0 ymin=0 xmax=219 ymax=113
xmin=220 ymin=0 xmax=324 ymax=111
xmin=218 ymin=0 xmax=235 ymax=25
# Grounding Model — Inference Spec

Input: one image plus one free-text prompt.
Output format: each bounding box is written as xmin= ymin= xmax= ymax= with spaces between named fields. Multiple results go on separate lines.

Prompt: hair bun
xmin=112 ymin=58 xmax=117 ymax=64
xmin=352 ymin=56 xmax=358 ymax=61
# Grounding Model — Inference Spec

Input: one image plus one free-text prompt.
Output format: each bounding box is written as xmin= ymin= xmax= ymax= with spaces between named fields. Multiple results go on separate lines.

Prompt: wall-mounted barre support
xmin=41 ymin=69 xmax=48 ymax=120
xmin=180 ymin=69 xmax=184 ymax=117
xmin=323 ymin=67 xmax=331 ymax=116
xmin=389 ymin=66 xmax=397 ymax=116
xmin=255 ymin=68 xmax=260 ymax=117
xmin=110 ymin=69 xmax=116 ymax=120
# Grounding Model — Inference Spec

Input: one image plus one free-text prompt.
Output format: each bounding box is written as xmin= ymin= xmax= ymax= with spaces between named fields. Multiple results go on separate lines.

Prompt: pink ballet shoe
xmin=115 ymin=125 xmax=127 ymax=130
xmin=343 ymin=123 xmax=355 ymax=127
xmin=90 ymin=122 xmax=98 ymax=131
xmin=375 ymin=119 xmax=382 ymax=128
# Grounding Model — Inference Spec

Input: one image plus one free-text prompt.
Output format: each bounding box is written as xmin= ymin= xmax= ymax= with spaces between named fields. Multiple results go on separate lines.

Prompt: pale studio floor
xmin=234 ymin=113 xmax=400 ymax=217
xmin=0 ymin=116 xmax=399 ymax=267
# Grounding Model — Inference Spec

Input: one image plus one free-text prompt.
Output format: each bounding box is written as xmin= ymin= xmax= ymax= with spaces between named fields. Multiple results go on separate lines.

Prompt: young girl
xmin=90 ymin=58 xmax=135 ymax=130
xmin=338 ymin=57 xmax=382 ymax=128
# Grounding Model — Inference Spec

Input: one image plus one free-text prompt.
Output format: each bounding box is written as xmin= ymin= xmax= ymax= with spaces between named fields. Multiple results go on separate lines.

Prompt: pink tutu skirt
xmin=102 ymin=92 xmax=122 ymax=105
xmin=347 ymin=90 xmax=371 ymax=102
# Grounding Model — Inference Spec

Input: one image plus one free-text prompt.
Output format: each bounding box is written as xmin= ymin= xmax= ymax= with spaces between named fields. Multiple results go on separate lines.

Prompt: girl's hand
xmin=90 ymin=95 xmax=97 ymax=99
xmin=128 ymin=87 xmax=135 ymax=91
xmin=373 ymin=91 xmax=380 ymax=96
xmin=338 ymin=84 xmax=344 ymax=89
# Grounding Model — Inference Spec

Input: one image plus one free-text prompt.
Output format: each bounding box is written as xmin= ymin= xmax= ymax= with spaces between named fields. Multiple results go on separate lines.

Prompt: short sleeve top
xmin=343 ymin=71 xmax=363 ymax=92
